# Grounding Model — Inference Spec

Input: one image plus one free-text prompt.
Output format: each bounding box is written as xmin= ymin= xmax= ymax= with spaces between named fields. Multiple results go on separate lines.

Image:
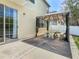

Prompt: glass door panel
xmin=5 ymin=7 xmax=10 ymax=39
xmin=0 ymin=4 xmax=17 ymax=43
xmin=0 ymin=4 xmax=4 ymax=43
xmin=5 ymin=6 xmax=17 ymax=40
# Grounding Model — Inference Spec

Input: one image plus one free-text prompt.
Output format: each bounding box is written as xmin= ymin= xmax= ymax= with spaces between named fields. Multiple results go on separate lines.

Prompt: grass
xmin=73 ymin=36 xmax=79 ymax=49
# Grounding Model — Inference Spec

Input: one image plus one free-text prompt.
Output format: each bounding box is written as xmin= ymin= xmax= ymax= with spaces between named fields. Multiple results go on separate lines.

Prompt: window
xmin=30 ymin=0 xmax=35 ymax=4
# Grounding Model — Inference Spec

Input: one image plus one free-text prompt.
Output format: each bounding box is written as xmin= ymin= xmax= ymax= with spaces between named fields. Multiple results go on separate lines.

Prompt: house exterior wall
xmin=0 ymin=0 xmax=49 ymax=40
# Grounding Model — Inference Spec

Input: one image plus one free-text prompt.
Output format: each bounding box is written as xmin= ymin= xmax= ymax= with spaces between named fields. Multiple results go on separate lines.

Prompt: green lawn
xmin=73 ymin=36 xmax=79 ymax=49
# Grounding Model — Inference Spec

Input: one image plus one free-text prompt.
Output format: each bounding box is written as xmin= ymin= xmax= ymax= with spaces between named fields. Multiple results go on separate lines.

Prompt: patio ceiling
xmin=9 ymin=0 xmax=27 ymax=6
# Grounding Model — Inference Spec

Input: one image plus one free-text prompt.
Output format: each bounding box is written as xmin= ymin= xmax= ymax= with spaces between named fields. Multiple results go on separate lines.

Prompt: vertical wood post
xmin=65 ymin=12 xmax=70 ymax=42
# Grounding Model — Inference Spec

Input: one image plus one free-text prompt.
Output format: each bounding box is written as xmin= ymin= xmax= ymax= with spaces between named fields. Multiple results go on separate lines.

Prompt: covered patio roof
xmin=37 ymin=12 xmax=65 ymax=21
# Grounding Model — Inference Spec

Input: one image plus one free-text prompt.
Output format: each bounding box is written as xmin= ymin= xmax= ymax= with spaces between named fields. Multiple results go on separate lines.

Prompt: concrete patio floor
xmin=23 ymin=37 xmax=72 ymax=58
xmin=0 ymin=41 xmax=71 ymax=59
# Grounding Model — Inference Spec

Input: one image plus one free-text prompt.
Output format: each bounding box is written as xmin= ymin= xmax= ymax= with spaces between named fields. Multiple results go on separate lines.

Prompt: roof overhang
xmin=44 ymin=12 xmax=64 ymax=16
xmin=43 ymin=0 xmax=51 ymax=7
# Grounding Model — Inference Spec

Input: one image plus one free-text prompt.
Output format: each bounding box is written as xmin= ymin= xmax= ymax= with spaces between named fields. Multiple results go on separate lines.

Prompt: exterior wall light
xmin=23 ymin=13 xmax=26 ymax=15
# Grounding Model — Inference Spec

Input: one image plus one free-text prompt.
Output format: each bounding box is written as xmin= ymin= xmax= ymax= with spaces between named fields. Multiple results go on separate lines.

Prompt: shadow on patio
xmin=23 ymin=36 xmax=72 ymax=58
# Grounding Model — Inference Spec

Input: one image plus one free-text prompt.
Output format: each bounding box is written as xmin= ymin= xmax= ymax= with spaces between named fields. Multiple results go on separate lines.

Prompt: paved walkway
xmin=0 ymin=41 xmax=71 ymax=59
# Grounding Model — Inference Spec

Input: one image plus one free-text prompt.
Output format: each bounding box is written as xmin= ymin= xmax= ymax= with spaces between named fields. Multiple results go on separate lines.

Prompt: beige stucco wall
xmin=0 ymin=0 xmax=49 ymax=40
xmin=21 ymin=0 xmax=49 ymax=39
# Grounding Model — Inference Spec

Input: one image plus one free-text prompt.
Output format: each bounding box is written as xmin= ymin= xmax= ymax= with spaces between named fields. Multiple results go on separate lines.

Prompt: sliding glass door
xmin=0 ymin=4 xmax=18 ymax=43
xmin=0 ymin=4 xmax=4 ymax=43
xmin=5 ymin=6 xmax=17 ymax=39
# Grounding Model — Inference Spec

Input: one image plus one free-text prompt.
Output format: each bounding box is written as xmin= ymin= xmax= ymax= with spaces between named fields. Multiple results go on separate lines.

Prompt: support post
xmin=47 ymin=20 xmax=49 ymax=38
xmin=65 ymin=12 xmax=70 ymax=42
xmin=36 ymin=17 xmax=39 ymax=37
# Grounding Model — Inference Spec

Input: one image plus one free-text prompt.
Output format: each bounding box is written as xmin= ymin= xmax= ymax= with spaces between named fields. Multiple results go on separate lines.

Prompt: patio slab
xmin=19 ymin=45 xmax=71 ymax=59
xmin=23 ymin=37 xmax=72 ymax=58
xmin=0 ymin=41 xmax=71 ymax=59
xmin=0 ymin=41 xmax=35 ymax=59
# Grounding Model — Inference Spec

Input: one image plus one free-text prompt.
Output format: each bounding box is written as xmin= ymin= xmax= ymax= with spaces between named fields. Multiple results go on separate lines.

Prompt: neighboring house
xmin=0 ymin=0 xmax=50 ymax=44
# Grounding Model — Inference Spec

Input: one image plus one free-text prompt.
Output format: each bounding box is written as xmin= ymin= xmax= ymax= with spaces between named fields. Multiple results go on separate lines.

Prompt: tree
xmin=64 ymin=0 xmax=79 ymax=41
xmin=67 ymin=0 xmax=79 ymax=25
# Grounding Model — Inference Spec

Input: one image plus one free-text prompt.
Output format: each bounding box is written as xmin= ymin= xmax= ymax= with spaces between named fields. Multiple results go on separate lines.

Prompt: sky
xmin=47 ymin=0 xmax=65 ymax=12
